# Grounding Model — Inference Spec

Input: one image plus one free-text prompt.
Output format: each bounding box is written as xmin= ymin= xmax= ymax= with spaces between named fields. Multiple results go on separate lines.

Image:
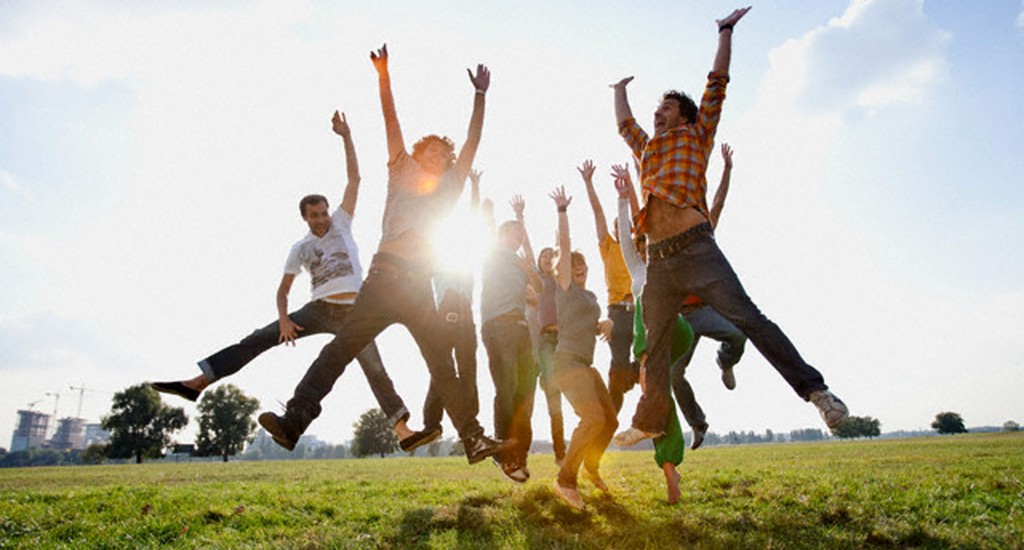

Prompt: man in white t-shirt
xmin=152 ymin=111 xmax=430 ymax=452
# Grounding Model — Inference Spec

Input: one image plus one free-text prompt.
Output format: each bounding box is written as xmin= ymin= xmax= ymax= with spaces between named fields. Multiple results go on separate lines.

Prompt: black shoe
xmin=400 ymin=427 xmax=442 ymax=452
xmin=492 ymin=457 xmax=529 ymax=484
xmin=150 ymin=381 xmax=200 ymax=402
xmin=258 ymin=412 xmax=298 ymax=451
xmin=464 ymin=434 xmax=512 ymax=465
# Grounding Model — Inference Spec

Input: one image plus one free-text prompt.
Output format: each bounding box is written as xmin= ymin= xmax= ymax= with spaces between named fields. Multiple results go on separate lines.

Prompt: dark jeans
xmin=555 ymin=353 xmax=617 ymax=489
xmin=198 ymin=300 xmax=408 ymax=427
xmin=423 ymin=291 xmax=478 ymax=432
xmin=636 ymin=234 xmax=827 ymax=434
xmin=671 ymin=305 xmax=747 ymax=429
xmin=481 ymin=314 xmax=539 ymax=465
xmin=537 ymin=331 xmax=566 ymax=460
xmin=285 ymin=253 xmax=484 ymax=439
xmin=606 ymin=305 xmax=637 ymax=413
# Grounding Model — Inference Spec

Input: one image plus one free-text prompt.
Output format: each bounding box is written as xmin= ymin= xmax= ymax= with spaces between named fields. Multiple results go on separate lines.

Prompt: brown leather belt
xmin=647 ymin=222 xmax=714 ymax=262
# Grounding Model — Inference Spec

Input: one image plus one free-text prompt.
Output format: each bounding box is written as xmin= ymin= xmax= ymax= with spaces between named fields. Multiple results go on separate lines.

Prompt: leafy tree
xmin=931 ymin=411 xmax=967 ymax=435
xmin=194 ymin=384 xmax=260 ymax=462
xmin=351 ymin=408 xmax=397 ymax=458
xmin=1003 ymin=420 xmax=1020 ymax=432
xmin=832 ymin=416 xmax=882 ymax=439
xmin=102 ymin=383 xmax=188 ymax=463
xmin=81 ymin=444 xmax=107 ymax=465
xmin=427 ymin=439 xmax=442 ymax=457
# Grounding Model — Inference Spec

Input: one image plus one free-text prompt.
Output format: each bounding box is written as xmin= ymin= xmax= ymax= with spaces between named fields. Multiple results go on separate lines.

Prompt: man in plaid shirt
xmin=611 ymin=7 xmax=849 ymax=447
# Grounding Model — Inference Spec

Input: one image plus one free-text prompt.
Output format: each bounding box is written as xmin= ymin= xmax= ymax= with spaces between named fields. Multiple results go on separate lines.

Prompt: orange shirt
xmin=598 ymin=235 xmax=633 ymax=305
xmin=619 ymin=72 xmax=728 ymax=234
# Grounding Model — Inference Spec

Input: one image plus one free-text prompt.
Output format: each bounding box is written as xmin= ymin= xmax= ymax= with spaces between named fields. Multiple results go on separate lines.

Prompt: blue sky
xmin=1 ymin=0 xmax=1021 ymax=446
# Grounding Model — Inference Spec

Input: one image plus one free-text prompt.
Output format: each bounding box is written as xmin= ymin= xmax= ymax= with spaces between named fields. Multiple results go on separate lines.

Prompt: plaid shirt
xmin=619 ymin=71 xmax=729 ymax=234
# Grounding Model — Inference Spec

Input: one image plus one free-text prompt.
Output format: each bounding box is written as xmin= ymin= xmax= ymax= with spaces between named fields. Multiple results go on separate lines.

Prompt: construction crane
xmin=68 ymin=385 xmax=101 ymax=418
xmin=45 ymin=391 xmax=60 ymax=419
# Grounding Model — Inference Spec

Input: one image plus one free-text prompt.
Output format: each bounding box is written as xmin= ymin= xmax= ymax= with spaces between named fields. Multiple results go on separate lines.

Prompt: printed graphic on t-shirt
xmin=300 ymin=232 xmax=354 ymax=290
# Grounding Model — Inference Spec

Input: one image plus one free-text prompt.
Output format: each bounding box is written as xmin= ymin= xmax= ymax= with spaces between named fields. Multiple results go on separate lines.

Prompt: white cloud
xmin=762 ymin=0 xmax=950 ymax=116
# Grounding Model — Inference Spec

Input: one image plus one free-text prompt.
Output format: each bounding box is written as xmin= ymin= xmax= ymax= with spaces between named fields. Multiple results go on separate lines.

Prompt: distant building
xmin=48 ymin=417 xmax=86 ymax=450
xmin=11 ymin=410 xmax=50 ymax=452
xmin=83 ymin=423 xmax=110 ymax=447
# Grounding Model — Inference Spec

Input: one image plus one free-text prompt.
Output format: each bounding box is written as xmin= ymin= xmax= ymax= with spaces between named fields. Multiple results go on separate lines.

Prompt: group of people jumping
xmin=151 ymin=7 xmax=849 ymax=510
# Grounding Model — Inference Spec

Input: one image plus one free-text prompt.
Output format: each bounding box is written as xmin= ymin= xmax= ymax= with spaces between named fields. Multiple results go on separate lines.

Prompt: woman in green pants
xmin=633 ymin=298 xmax=694 ymax=504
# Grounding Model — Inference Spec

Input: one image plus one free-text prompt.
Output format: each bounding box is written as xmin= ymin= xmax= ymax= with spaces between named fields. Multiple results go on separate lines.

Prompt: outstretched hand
xmin=469 ymin=169 xmax=483 ymax=186
xmin=716 ymin=6 xmax=751 ymax=29
xmin=609 ymin=76 xmax=634 ymax=90
xmin=331 ymin=111 xmax=350 ymax=138
xmin=550 ymin=186 xmax=572 ymax=210
xmin=611 ymin=164 xmax=633 ymax=198
xmin=510 ymin=194 xmax=526 ymax=219
xmin=577 ymin=160 xmax=596 ymax=183
xmin=370 ymin=43 xmax=389 ymax=75
xmin=468 ymin=64 xmax=490 ymax=93
xmin=720 ymin=143 xmax=734 ymax=168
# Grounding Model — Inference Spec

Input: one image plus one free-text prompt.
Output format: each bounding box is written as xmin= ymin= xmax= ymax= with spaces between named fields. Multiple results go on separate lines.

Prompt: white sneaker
xmin=809 ymin=390 xmax=849 ymax=429
xmin=720 ymin=365 xmax=736 ymax=390
xmin=690 ymin=423 xmax=708 ymax=450
xmin=613 ymin=427 xmax=661 ymax=447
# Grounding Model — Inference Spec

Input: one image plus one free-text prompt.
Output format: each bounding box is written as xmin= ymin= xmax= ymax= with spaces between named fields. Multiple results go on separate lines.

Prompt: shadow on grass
xmin=389 ymin=494 xmax=499 ymax=548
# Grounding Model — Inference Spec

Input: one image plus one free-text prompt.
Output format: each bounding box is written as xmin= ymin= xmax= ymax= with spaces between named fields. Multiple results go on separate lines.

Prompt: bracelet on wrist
xmin=718 ymin=23 xmax=734 ymax=33
xmin=557 ymin=206 xmax=567 ymax=213
xmin=475 ymin=89 xmax=486 ymax=95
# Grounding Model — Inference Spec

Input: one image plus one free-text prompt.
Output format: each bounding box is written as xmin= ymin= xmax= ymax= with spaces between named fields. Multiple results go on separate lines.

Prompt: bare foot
xmin=584 ymin=469 xmax=609 ymax=493
xmin=553 ymin=481 xmax=585 ymax=511
xmin=184 ymin=374 xmax=211 ymax=393
xmin=393 ymin=419 xmax=415 ymax=440
xmin=663 ymin=463 xmax=680 ymax=504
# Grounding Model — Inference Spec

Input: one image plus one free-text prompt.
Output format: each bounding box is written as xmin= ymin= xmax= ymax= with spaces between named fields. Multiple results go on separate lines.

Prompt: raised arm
xmin=511 ymin=194 xmax=536 ymax=269
xmin=577 ymin=160 xmax=610 ymax=242
xmin=708 ymin=143 xmax=733 ymax=228
xmin=469 ymin=169 xmax=482 ymax=211
xmin=611 ymin=163 xmax=640 ymax=220
xmin=453 ymin=64 xmax=490 ymax=185
xmin=550 ymin=186 xmax=573 ymax=291
xmin=712 ymin=7 xmax=751 ymax=75
xmin=332 ymin=111 xmax=360 ymax=216
xmin=612 ymin=167 xmax=643 ymax=277
xmin=610 ymin=76 xmax=635 ymax=126
xmin=370 ymin=44 xmax=406 ymax=163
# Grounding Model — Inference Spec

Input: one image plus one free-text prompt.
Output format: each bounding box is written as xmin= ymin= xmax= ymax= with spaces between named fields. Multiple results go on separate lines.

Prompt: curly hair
xmin=411 ymin=134 xmax=456 ymax=167
xmin=662 ymin=90 xmax=698 ymax=125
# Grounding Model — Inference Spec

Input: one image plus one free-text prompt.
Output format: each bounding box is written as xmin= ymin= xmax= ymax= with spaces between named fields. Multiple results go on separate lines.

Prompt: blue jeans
xmin=606 ymin=305 xmax=638 ymax=414
xmin=482 ymin=314 xmax=539 ymax=464
xmin=670 ymin=305 xmax=747 ymax=429
xmin=537 ymin=331 xmax=566 ymax=460
xmin=198 ymin=300 xmax=408 ymax=427
xmin=285 ymin=253 xmax=484 ymax=439
xmin=637 ymin=234 xmax=827 ymax=434
xmin=423 ymin=290 xmax=478 ymax=432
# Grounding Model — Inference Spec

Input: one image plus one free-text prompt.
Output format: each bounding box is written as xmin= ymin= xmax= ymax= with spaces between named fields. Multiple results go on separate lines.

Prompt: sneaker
xmin=809 ymin=390 xmax=849 ymax=429
xmin=399 ymin=427 xmax=442 ymax=452
xmin=720 ymin=364 xmax=736 ymax=391
xmin=492 ymin=457 xmax=529 ymax=484
xmin=464 ymin=434 xmax=512 ymax=465
xmin=613 ymin=427 xmax=662 ymax=447
xmin=690 ymin=423 xmax=708 ymax=450
xmin=258 ymin=412 xmax=298 ymax=451
xmin=150 ymin=381 xmax=200 ymax=402
xmin=553 ymin=481 xmax=585 ymax=511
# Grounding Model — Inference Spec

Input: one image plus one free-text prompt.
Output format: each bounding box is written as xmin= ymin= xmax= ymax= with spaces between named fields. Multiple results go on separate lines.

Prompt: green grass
xmin=2 ymin=433 xmax=1022 ymax=549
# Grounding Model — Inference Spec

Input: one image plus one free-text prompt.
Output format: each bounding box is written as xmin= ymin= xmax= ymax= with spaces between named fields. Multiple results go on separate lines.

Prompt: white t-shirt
xmin=284 ymin=207 xmax=364 ymax=302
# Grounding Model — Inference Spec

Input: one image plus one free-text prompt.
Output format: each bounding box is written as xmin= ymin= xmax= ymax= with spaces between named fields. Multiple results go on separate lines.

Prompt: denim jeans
xmin=482 ymin=314 xmax=539 ymax=465
xmin=285 ymin=254 xmax=484 ymax=439
xmin=636 ymin=234 xmax=827 ymax=434
xmin=606 ymin=305 xmax=638 ymax=413
xmin=670 ymin=305 xmax=747 ymax=429
xmin=537 ymin=331 xmax=566 ymax=460
xmin=554 ymin=353 xmax=617 ymax=489
xmin=198 ymin=300 xmax=408 ymax=427
xmin=423 ymin=291 xmax=478 ymax=432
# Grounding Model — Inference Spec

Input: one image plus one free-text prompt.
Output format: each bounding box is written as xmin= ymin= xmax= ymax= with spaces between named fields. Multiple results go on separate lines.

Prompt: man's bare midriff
xmin=377 ymin=231 xmax=434 ymax=267
xmin=325 ymin=292 xmax=358 ymax=302
xmin=646 ymin=196 xmax=710 ymax=243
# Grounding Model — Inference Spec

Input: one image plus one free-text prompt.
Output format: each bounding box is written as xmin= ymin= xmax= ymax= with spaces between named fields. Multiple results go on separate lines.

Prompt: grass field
xmin=1 ymin=432 xmax=1022 ymax=549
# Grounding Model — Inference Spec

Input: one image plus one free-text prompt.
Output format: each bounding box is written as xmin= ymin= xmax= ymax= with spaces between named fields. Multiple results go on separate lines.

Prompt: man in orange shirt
xmin=612 ymin=7 xmax=849 ymax=446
